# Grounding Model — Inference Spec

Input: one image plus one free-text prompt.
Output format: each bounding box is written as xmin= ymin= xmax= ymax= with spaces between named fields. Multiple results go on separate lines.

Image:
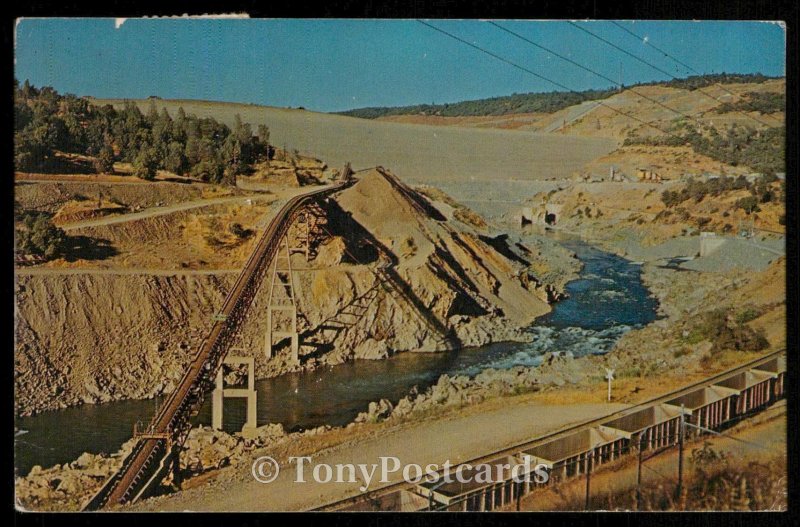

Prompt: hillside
xmin=90 ymin=98 xmax=616 ymax=183
xmin=338 ymin=74 xmax=779 ymax=119
xmin=362 ymin=78 xmax=786 ymax=179
xmin=14 ymin=168 xmax=572 ymax=416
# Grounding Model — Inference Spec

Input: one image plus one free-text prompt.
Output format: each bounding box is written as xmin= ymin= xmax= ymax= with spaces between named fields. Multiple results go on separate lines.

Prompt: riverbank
xmin=15 ymin=213 xmax=785 ymax=511
xmin=15 ymin=170 xmax=580 ymax=418
xmin=139 ymin=243 xmax=781 ymax=512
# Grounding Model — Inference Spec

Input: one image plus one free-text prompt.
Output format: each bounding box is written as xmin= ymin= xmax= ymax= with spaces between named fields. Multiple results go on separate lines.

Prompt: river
xmin=15 ymin=240 xmax=658 ymax=475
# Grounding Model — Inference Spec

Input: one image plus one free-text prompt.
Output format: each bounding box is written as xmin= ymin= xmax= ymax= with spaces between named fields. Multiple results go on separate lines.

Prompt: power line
xmin=488 ymin=21 xmax=709 ymax=128
xmin=609 ymin=20 xmax=783 ymax=127
xmin=683 ymin=421 xmax=774 ymax=452
xmin=569 ymin=21 xmax=779 ymax=129
xmin=416 ymin=20 xmax=690 ymax=142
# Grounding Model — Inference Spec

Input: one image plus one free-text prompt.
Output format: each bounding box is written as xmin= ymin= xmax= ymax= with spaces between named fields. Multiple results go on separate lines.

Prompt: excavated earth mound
xmin=15 ymin=169 xmax=560 ymax=416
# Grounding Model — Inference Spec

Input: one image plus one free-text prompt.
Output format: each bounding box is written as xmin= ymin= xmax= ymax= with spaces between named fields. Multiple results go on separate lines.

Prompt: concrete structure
xmin=602 ymin=404 xmax=687 ymax=451
xmin=264 ymin=236 xmax=299 ymax=364
xmin=518 ymin=202 xmax=564 ymax=227
xmin=637 ymin=168 xmax=663 ymax=182
xmin=699 ymin=232 xmax=727 ymax=257
xmin=714 ymin=370 xmax=775 ymax=417
xmin=665 ymin=386 xmax=738 ymax=434
xmin=211 ymin=355 xmax=257 ymax=438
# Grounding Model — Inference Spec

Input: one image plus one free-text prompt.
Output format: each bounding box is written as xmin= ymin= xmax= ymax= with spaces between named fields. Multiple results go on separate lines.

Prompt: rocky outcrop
xmin=354 ymin=351 xmax=590 ymax=423
xmin=15 ymin=422 xmax=315 ymax=512
xmin=15 ymin=438 xmax=139 ymax=512
xmin=15 ymin=170 xmax=569 ymax=416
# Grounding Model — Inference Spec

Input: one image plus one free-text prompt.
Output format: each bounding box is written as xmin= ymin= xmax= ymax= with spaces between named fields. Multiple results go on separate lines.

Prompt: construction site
xmin=14 ymin=18 xmax=787 ymax=514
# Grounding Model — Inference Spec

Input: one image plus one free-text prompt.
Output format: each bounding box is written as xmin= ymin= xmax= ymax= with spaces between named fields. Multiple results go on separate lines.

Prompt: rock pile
xmin=353 ymin=351 xmax=589 ymax=423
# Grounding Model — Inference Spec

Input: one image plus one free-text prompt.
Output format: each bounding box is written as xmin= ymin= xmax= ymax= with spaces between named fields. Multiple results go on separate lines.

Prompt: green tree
xmin=164 ymin=141 xmax=188 ymax=175
xmin=133 ymin=144 xmax=159 ymax=180
xmin=190 ymin=158 xmax=225 ymax=183
xmin=17 ymin=213 xmax=67 ymax=259
xmin=735 ymin=196 xmax=760 ymax=214
xmin=257 ymin=124 xmax=271 ymax=163
xmin=93 ymin=143 xmax=115 ymax=174
xmin=146 ymin=99 xmax=159 ymax=124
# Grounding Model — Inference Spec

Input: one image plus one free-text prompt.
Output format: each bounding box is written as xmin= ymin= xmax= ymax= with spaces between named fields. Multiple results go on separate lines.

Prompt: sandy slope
xmin=92 ymin=98 xmax=617 ymax=185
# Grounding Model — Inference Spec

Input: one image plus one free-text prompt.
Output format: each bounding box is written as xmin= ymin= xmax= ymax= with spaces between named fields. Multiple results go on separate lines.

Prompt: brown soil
xmin=14 ymin=169 xmax=563 ymax=416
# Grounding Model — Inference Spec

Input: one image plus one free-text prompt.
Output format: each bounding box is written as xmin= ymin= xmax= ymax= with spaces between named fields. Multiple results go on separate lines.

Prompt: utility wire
xmin=683 ymin=421 xmax=775 ymax=452
xmin=641 ymin=462 xmax=674 ymax=482
xmin=416 ymin=20 xmax=692 ymax=142
xmin=488 ymin=21 xmax=709 ymax=127
xmin=609 ymin=20 xmax=783 ymax=127
xmin=569 ymin=21 xmax=780 ymax=129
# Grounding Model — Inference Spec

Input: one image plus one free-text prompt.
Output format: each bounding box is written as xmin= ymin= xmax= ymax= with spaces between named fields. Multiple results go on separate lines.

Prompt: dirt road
xmin=131 ymin=401 xmax=628 ymax=512
xmin=60 ymin=195 xmax=271 ymax=231
xmin=15 ymin=268 xmax=240 ymax=276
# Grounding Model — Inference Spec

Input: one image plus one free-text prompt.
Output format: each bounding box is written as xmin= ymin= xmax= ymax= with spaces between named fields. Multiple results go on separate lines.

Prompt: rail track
xmin=83 ymin=178 xmax=351 ymax=510
xmin=313 ymin=348 xmax=786 ymax=511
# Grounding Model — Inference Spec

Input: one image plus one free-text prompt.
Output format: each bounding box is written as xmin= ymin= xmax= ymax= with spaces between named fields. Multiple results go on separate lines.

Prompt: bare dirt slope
xmin=14 ymin=169 xmax=563 ymax=416
xmin=14 ymin=272 xmax=234 ymax=415
xmin=91 ymin=98 xmax=617 ymax=185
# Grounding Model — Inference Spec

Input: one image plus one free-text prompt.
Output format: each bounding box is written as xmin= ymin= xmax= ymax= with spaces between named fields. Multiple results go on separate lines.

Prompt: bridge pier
xmin=265 ymin=236 xmax=300 ymax=364
xmin=170 ymin=445 xmax=183 ymax=489
xmin=212 ymin=355 xmax=258 ymax=437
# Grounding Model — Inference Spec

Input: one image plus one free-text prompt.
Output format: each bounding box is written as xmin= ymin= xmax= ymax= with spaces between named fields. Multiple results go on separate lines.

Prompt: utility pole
xmin=584 ymin=450 xmax=593 ymax=510
xmin=636 ymin=433 xmax=644 ymax=510
xmin=676 ymin=404 xmax=685 ymax=504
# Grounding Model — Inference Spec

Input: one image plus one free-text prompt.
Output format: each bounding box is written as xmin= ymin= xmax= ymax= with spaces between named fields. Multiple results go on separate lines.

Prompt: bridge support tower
xmin=265 ymin=236 xmax=299 ymax=364
xmin=212 ymin=355 xmax=258 ymax=438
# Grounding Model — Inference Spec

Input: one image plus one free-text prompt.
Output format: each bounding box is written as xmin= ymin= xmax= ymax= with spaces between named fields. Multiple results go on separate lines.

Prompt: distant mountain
xmin=337 ymin=73 xmax=781 ymax=119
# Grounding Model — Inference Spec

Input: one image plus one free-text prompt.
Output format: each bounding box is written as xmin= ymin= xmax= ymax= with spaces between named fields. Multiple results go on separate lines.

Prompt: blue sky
xmin=14 ymin=19 xmax=786 ymax=112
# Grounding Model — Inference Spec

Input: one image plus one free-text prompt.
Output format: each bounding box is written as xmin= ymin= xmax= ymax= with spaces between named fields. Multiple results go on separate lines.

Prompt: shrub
xmin=735 ymin=196 xmax=760 ymax=214
xmin=687 ymin=308 xmax=769 ymax=353
xmin=133 ymin=145 xmax=159 ymax=180
xmin=735 ymin=306 xmax=762 ymax=325
xmin=93 ymin=144 xmax=115 ymax=174
xmin=229 ymin=223 xmax=253 ymax=239
xmin=16 ymin=213 xmax=67 ymax=260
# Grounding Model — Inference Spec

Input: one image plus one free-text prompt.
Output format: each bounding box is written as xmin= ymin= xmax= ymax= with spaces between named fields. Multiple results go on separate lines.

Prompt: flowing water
xmin=15 ymin=240 xmax=658 ymax=475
